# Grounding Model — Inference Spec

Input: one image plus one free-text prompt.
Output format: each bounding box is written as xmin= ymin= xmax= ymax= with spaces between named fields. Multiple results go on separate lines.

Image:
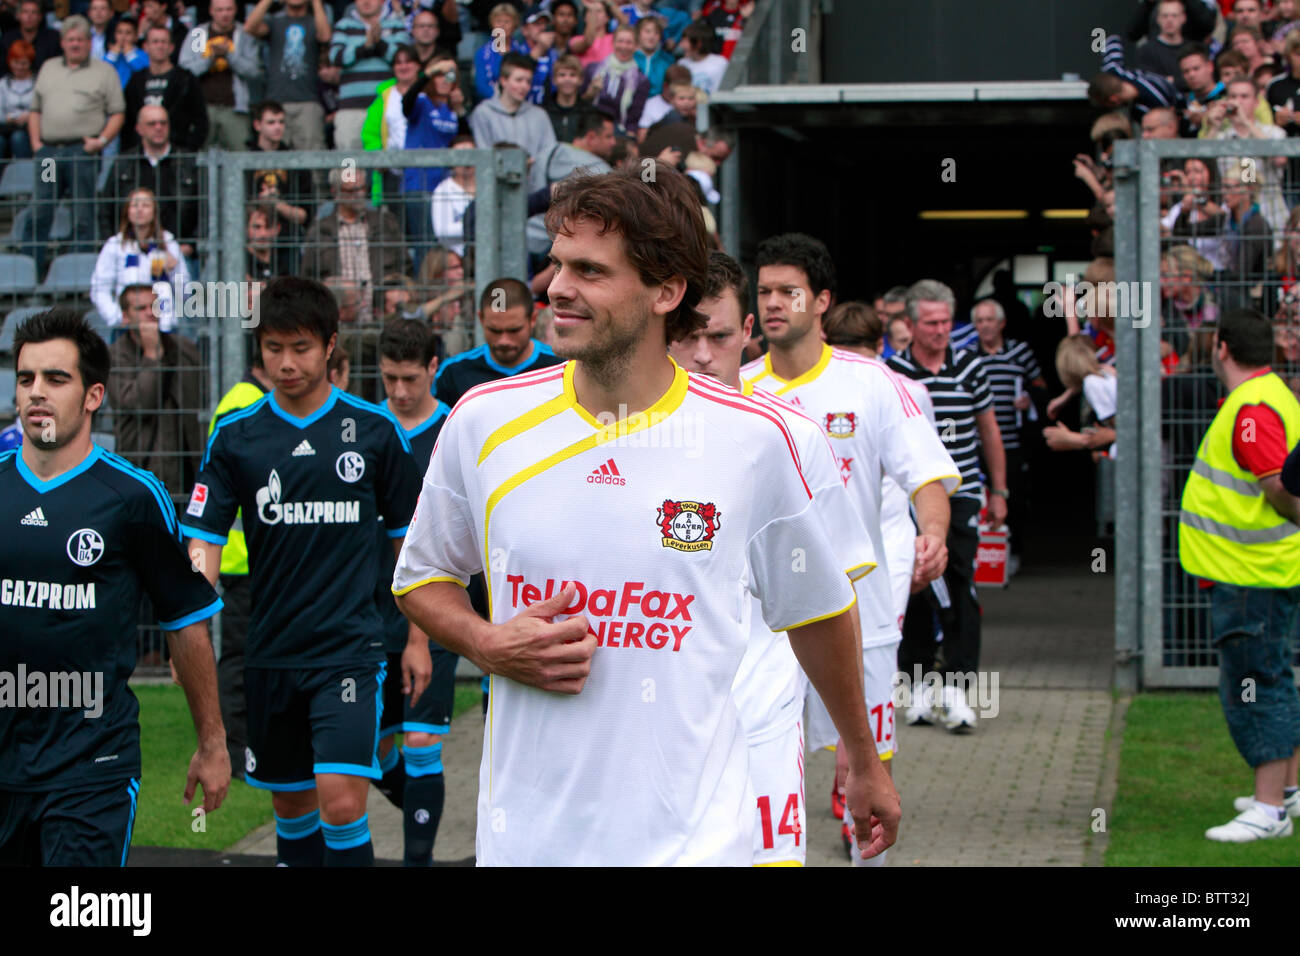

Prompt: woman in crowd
xmin=1043 ymin=334 xmax=1117 ymax=460
xmin=91 ymin=187 xmax=189 ymax=330
xmin=0 ymin=40 xmax=35 ymax=158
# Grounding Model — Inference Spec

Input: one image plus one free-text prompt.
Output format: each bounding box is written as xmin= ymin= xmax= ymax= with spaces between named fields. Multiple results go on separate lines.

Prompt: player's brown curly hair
xmin=545 ymin=161 xmax=709 ymax=344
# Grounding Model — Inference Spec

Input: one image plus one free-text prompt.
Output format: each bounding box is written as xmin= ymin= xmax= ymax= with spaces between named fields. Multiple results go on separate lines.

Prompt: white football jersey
xmin=727 ymin=378 xmax=877 ymax=744
xmin=880 ymin=376 xmax=938 ymax=627
xmin=742 ymin=345 xmax=960 ymax=649
xmin=393 ymin=360 xmax=856 ymax=866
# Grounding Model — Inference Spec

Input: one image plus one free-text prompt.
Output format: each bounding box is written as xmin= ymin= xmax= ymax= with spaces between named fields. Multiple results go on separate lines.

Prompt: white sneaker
xmin=1205 ymin=805 xmax=1293 ymax=842
xmin=937 ymin=685 xmax=976 ymax=733
xmin=1233 ymin=792 xmax=1300 ymax=817
xmin=904 ymin=681 xmax=937 ymax=726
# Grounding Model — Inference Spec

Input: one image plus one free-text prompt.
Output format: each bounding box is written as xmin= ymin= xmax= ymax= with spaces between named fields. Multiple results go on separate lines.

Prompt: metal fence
xmin=0 ymin=146 xmax=526 ymax=672
xmin=1113 ymin=135 xmax=1300 ymax=690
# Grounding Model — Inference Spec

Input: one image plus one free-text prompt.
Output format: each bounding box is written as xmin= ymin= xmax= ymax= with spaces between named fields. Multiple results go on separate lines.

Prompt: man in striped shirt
xmin=330 ymin=0 xmax=410 ymax=150
xmin=1088 ymin=33 xmax=1180 ymax=118
xmin=888 ymin=280 xmax=1007 ymax=691
xmin=972 ymin=297 xmax=1046 ymax=570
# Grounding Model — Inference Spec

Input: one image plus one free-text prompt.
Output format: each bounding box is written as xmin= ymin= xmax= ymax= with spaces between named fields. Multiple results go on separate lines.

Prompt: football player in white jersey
xmin=742 ymin=234 xmax=960 ymax=867
xmin=669 ymin=251 xmax=877 ymax=865
xmin=392 ymin=167 xmax=900 ymax=866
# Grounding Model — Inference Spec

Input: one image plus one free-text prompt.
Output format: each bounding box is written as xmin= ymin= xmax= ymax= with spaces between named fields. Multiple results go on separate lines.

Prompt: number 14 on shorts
xmin=756 ymin=793 xmax=802 ymax=849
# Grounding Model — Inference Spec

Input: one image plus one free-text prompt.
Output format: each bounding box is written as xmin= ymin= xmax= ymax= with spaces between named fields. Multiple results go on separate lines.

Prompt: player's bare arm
xmin=396 ymin=581 xmax=595 ymax=694
xmin=911 ymin=479 xmax=951 ymax=587
xmin=788 ymin=610 xmax=901 ymax=858
xmin=393 ymin=537 xmax=433 ymax=704
xmin=189 ymin=539 xmax=223 ymax=588
xmin=975 ymin=408 xmax=1008 ymax=526
xmin=167 ymin=621 xmax=231 ymax=813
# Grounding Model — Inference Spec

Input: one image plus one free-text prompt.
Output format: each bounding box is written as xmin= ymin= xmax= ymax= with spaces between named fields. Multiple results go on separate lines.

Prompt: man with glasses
xmin=304 ymin=167 xmax=405 ymax=325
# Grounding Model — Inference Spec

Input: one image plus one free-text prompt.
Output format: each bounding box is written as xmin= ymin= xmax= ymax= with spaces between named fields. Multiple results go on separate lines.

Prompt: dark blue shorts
xmin=0 ymin=778 xmax=139 ymax=866
xmin=381 ymin=645 xmax=458 ymax=738
xmin=1213 ymin=583 xmax=1300 ymax=768
xmin=243 ymin=661 xmax=386 ymax=790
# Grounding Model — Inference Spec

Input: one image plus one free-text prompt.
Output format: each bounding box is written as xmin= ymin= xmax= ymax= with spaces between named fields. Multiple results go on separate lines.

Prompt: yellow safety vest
xmin=208 ymin=380 xmax=265 ymax=576
xmin=1179 ymin=371 xmax=1300 ymax=587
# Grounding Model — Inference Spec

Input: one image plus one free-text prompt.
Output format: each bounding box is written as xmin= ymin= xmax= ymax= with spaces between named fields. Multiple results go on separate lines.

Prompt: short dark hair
xmin=255 ymin=276 xmax=338 ymax=348
xmin=499 ymin=51 xmax=537 ymax=81
xmin=551 ymin=0 xmax=578 ymax=12
xmin=575 ymin=108 xmax=613 ymax=140
xmin=546 ymin=162 xmax=708 ymax=344
xmin=755 ymin=232 xmax=836 ymax=298
xmin=705 ymin=249 xmax=748 ymax=315
xmin=378 ymin=318 xmax=437 ymax=366
xmin=117 ymin=282 xmax=154 ymax=312
xmin=253 ymin=100 xmax=286 ymax=123
xmin=823 ymin=301 xmax=881 ymax=350
xmin=683 ymin=21 xmax=713 ymax=46
xmin=1215 ymin=308 xmax=1274 ymax=367
xmin=1087 ymin=72 xmax=1125 ymax=107
xmin=478 ymin=276 xmax=533 ymax=315
xmin=13 ymin=308 xmax=110 ymax=391
xmin=1177 ymin=41 xmax=1212 ymax=65
xmin=144 ymin=23 xmax=173 ymax=43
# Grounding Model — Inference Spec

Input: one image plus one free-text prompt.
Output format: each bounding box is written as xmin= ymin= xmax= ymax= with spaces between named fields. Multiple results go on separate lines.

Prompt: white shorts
xmin=749 ymin=719 xmax=806 ymax=866
xmin=803 ymin=643 xmax=898 ymax=760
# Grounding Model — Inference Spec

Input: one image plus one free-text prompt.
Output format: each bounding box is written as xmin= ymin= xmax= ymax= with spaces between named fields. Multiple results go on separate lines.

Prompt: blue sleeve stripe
xmin=0 ymin=449 xmax=15 ymax=464
xmin=181 ymin=523 xmax=229 ymax=545
xmin=99 ymin=453 xmax=178 ymax=536
xmin=159 ymin=596 xmax=223 ymax=631
xmin=337 ymin=392 xmax=414 ymax=454
xmin=202 ymin=396 xmax=268 ymax=469
xmin=386 ymin=524 xmax=409 ymax=538
xmin=435 ymin=345 xmax=484 ymax=383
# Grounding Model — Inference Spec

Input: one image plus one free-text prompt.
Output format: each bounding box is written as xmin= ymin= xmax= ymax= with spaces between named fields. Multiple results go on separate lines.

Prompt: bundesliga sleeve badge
xmin=657 ymin=500 xmax=721 ymax=553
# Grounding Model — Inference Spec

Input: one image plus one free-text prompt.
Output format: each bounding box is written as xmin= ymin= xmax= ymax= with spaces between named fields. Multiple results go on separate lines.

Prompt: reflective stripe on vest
xmin=1178 ymin=371 xmax=1300 ymax=588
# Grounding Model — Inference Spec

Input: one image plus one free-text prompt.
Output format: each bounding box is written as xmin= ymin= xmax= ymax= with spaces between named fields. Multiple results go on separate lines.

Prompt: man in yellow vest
xmin=204 ymin=354 xmax=272 ymax=778
xmin=1179 ymin=308 xmax=1300 ymax=842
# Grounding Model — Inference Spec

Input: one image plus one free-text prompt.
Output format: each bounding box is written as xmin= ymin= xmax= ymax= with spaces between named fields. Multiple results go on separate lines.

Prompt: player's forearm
xmin=1263 ymin=475 xmax=1300 ymax=524
xmin=911 ymin=479 xmax=950 ymax=540
xmin=167 ymin=622 xmax=226 ymax=749
xmin=978 ymin=412 xmax=1007 ymax=489
xmin=395 ymin=580 xmax=493 ymax=671
xmin=788 ymin=611 xmax=876 ymax=772
xmin=187 ymin=539 xmax=223 ymax=587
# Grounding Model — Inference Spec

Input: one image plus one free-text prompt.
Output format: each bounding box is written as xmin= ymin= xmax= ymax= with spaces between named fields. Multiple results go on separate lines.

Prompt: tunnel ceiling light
xmin=918 ymin=210 xmax=1029 ymax=221
xmin=1041 ymin=209 xmax=1090 ymax=219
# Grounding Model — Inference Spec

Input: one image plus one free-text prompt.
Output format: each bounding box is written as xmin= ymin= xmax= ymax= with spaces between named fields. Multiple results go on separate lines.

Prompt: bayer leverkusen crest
xmin=658 ymin=500 xmax=721 ymax=552
xmin=825 ymin=412 xmax=856 ymax=439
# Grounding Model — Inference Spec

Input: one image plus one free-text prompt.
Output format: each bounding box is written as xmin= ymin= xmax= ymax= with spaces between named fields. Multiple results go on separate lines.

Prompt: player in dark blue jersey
xmin=434 ymin=277 xmax=564 ymax=410
xmin=182 ymin=279 xmax=423 ymax=867
xmin=0 ymin=310 xmax=228 ymax=866
xmin=371 ymin=318 xmax=456 ymax=866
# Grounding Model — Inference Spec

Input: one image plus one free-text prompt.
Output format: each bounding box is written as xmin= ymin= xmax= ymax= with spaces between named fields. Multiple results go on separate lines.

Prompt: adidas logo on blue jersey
xmin=20 ymin=507 xmax=48 ymax=527
xmin=292 ymin=440 xmax=316 ymax=456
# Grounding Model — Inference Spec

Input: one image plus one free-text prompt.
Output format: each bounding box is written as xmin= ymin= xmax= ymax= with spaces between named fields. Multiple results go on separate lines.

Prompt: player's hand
xmin=845 ymin=758 xmax=900 ymax=860
xmin=1012 ymin=392 xmax=1031 ymax=411
xmin=185 ymin=739 xmax=231 ymax=813
xmin=1045 ymin=392 xmax=1071 ymax=420
xmin=403 ymin=631 xmax=432 ymax=706
xmin=986 ymin=493 xmax=1008 ymax=528
xmin=911 ymin=532 xmax=947 ymax=586
xmin=479 ymin=583 xmax=595 ymax=694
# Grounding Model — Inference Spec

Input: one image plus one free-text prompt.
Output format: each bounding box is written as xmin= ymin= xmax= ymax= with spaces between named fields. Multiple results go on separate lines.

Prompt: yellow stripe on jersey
xmin=780 ymin=593 xmax=857 ymax=633
xmin=740 ymin=380 xmax=755 ymax=396
xmin=479 ymin=361 xmax=690 ymax=801
xmin=912 ymin=473 xmax=963 ymax=500
xmin=755 ymin=860 xmax=804 ymax=867
xmin=880 ymin=749 xmax=894 ymax=761
xmin=748 ymin=344 xmax=833 ymax=396
xmin=391 ymin=574 xmax=467 ymax=596
xmin=845 ymin=560 xmax=877 ymax=582
xmin=478 ymin=393 xmax=573 ymax=466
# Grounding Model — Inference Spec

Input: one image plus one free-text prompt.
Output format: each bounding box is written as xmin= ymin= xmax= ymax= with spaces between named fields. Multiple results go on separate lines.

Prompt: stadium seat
xmin=37 ymin=253 xmax=100 ymax=297
xmin=49 ymin=205 xmax=72 ymax=242
xmin=0 ymin=160 xmax=34 ymax=198
xmin=0 ymin=368 xmax=14 ymax=416
xmin=90 ymin=431 xmax=115 ymax=452
xmin=84 ymin=310 xmax=110 ymax=339
xmin=4 ymin=207 xmax=29 ymax=249
xmin=0 ymin=254 xmax=37 ymax=296
xmin=0 ymin=306 xmax=46 ymax=352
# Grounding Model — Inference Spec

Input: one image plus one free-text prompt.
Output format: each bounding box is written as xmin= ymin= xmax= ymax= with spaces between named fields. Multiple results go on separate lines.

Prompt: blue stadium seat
xmin=84 ymin=309 xmax=110 ymax=340
xmin=0 ymin=306 xmax=48 ymax=352
xmin=0 ymin=254 xmax=37 ymax=296
xmin=0 ymin=161 xmax=34 ymax=198
xmin=0 ymin=368 xmax=14 ymax=416
xmin=49 ymin=205 xmax=72 ymax=242
xmin=4 ymin=207 xmax=30 ymax=249
xmin=37 ymin=253 xmax=100 ymax=297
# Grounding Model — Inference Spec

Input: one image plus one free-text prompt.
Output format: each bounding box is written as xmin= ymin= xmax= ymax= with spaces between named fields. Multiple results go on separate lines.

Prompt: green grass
xmin=1107 ymin=692 xmax=1298 ymax=866
xmin=134 ymin=679 xmax=484 ymax=849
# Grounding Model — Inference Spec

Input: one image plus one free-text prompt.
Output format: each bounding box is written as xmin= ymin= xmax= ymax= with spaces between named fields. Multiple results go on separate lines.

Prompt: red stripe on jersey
xmin=687 ymin=380 xmax=811 ymax=498
xmin=831 ymin=349 xmax=922 ymax=417
xmin=442 ymin=365 xmax=567 ymax=429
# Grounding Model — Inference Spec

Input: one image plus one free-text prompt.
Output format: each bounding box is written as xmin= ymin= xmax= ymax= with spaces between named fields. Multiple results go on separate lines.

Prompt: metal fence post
xmin=1112 ymin=138 xmax=1139 ymax=693
xmin=496 ymin=145 xmax=528 ymax=291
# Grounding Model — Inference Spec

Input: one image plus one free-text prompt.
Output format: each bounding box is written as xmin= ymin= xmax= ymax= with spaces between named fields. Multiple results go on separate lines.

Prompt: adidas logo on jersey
xmin=588 ymin=459 xmax=625 ymax=486
xmin=20 ymin=507 xmax=48 ymax=527
xmin=291 ymin=440 xmax=316 ymax=457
